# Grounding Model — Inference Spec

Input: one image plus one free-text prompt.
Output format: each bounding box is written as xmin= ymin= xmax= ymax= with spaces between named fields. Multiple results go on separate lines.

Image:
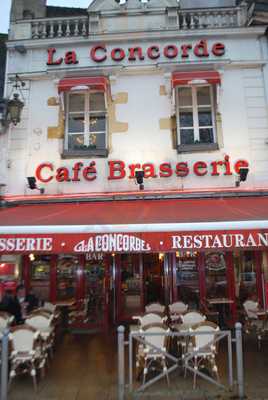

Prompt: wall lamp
xmin=115 ymin=0 xmax=128 ymax=5
xmin=27 ymin=177 xmax=45 ymax=194
xmin=0 ymin=75 xmax=25 ymax=132
xmin=235 ymin=167 xmax=249 ymax=187
xmin=135 ymin=170 xmax=145 ymax=191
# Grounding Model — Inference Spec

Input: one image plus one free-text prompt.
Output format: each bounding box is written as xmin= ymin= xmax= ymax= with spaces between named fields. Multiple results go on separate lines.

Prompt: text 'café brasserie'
xmin=35 ymin=156 xmax=249 ymax=182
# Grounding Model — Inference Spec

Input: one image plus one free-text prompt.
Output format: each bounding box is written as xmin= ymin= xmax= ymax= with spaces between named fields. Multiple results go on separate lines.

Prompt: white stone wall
xmin=4 ymin=30 xmax=268 ymax=195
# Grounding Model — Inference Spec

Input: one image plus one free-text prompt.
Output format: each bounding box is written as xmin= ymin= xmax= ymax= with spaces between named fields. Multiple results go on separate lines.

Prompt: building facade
xmin=0 ymin=0 xmax=268 ymax=329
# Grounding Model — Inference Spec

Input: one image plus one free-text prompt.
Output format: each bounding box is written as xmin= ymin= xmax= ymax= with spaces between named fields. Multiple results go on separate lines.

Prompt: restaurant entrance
xmin=114 ymin=253 xmax=166 ymax=322
xmin=23 ymin=249 xmax=266 ymax=329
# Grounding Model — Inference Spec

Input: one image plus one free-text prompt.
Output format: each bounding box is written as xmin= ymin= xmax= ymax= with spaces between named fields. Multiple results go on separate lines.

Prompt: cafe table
xmin=207 ymin=298 xmax=234 ymax=329
xmin=53 ymin=299 xmax=76 ymax=331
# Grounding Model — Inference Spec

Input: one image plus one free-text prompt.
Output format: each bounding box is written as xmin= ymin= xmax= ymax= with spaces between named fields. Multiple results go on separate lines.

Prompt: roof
xmin=88 ymin=0 xmax=179 ymax=12
xmin=46 ymin=6 xmax=88 ymax=18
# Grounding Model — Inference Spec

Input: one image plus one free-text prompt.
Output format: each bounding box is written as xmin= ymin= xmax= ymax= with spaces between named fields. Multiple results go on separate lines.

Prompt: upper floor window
xmin=172 ymin=71 xmax=220 ymax=153
xmin=65 ymin=91 xmax=107 ymax=154
xmin=59 ymin=76 xmax=108 ymax=158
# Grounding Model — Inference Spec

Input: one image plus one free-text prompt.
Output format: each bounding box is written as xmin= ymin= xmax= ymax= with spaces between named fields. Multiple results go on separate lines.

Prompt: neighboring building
xmin=0 ymin=0 xmax=268 ymax=329
xmin=0 ymin=34 xmax=7 ymax=193
xmin=0 ymin=34 xmax=7 ymax=98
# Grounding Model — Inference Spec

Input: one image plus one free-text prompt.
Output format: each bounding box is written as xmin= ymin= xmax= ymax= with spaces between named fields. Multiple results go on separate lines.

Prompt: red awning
xmin=0 ymin=196 xmax=268 ymax=253
xmin=58 ymin=76 xmax=108 ymax=93
xmin=172 ymin=71 xmax=221 ymax=87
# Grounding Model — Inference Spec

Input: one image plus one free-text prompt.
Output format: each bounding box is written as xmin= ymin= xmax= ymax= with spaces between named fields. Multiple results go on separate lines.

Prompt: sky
xmin=0 ymin=0 xmax=93 ymax=34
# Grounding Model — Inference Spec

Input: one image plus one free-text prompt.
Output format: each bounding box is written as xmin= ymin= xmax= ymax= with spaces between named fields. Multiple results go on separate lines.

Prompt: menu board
xmin=176 ymin=258 xmax=198 ymax=285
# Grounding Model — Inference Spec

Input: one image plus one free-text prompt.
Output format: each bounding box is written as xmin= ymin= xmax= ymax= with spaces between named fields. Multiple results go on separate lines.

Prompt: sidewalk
xmin=7 ymin=331 xmax=268 ymax=400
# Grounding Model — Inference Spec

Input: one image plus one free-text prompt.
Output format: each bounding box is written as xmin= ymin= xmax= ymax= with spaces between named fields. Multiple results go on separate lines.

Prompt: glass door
xmin=175 ymin=252 xmax=200 ymax=309
xmin=234 ymin=251 xmax=264 ymax=307
xmin=84 ymin=257 xmax=108 ymax=328
xmin=118 ymin=254 xmax=144 ymax=320
xmin=30 ymin=255 xmax=51 ymax=302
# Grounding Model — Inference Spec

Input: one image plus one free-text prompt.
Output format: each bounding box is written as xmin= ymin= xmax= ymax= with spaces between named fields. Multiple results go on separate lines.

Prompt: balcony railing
xmin=30 ymin=6 xmax=248 ymax=40
xmin=174 ymin=8 xmax=243 ymax=29
xmin=31 ymin=16 xmax=89 ymax=39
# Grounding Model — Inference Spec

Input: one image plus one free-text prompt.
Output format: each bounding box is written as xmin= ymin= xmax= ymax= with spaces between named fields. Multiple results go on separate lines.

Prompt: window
xmin=176 ymin=85 xmax=218 ymax=152
xmin=64 ymin=91 xmax=107 ymax=157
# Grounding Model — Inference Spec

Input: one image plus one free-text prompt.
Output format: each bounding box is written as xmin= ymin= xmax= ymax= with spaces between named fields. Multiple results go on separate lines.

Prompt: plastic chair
xmin=9 ymin=325 xmax=46 ymax=390
xmin=136 ymin=323 xmax=170 ymax=385
xmin=185 ymin=321 xmax=220 ymax=388
xmin=145 ymin=303 xmax=165 ymax=314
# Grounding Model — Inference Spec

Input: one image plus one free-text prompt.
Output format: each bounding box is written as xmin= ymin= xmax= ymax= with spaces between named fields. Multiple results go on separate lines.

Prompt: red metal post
xmin=22 ymin=255 xmax=30 ymax=293
xmin=225 ymin=252 xmax=237 ymax=323
xmin=50 ymin=255 xmax=57 ymax=303
xmin=255 ymin=251 xmax=264 ymax=307
xmin=115 ymin=254 xmax=121 ymax=322
xmin=139 ymin=254 xmax=145 ymax=312
xmin=197 ymin=252 xmax=206 ymax=307
xmin=103 ymin=255 xmax=110 ymax=333
xmin=76 ymin=255 xmax=85 ymax=302
xmin=171 ymin=253 xmax=178 ymax=302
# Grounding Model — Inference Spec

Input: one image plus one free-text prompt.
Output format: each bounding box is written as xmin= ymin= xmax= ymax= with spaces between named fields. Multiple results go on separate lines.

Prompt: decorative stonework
xmin=216 ymin=111 xmax=224 ymax=148
xmin=108 ymin=92 xmax=128 ymax=134
xmin=47 ymin=97 xmax=64 ymax=139
xmin=159 ymin=85 xmax=167 ymax=96
xmin=159 ymin=115 xmax=177 ymax=149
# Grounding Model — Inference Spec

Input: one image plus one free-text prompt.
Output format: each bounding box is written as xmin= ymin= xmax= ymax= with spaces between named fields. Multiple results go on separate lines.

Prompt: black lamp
xmin=7 ymin=94 xmax=24 ymax=125
xmin=135 ymin=170 xmax=145 ymax=191
xmin=0 ymin=75 xmax=25 ymax=130
xmin=27 ymin=177 xmax=45 ymax=194
xmin=236 ymin=167 xmax=249 ymax=187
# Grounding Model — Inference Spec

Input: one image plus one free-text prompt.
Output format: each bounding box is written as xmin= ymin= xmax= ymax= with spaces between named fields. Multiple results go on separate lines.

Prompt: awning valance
xmin=172 ymin=71 xmax=221 ymax=87
xmin=0 ymin=196 xmax=268 ymax=253
xmin=58 ymin=76 xmax=108 ymax=93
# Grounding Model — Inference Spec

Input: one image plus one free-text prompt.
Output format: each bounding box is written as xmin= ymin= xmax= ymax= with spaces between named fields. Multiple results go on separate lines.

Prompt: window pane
xmin=68 ymin=114 xmax=85 ymax=133
xmin=68 ymin=134 xmax=85 ymax=150
xmin=90 ymin=93 xmax=105 ymax=111
xmin=198 ymin=110 xmax=213 ymax=127
xmin=179 ymin=111 xmax=193 ymax=128
xmin=199 ymin=128 xmax=214 ymax=143
xmin=197 ymin=86 xmax=211 ymax=106
xmin=89 ymin=115 xmax=106 ymax=132
xmin=69 ymin=94 xmax=85 ymax=112
xmin=178 ymin=87 xmax=192 ymax=107
xmin=180 ymin=129 xmax=194 ymax=145
xmin=89 ymin=133 xmax=106 ymax=149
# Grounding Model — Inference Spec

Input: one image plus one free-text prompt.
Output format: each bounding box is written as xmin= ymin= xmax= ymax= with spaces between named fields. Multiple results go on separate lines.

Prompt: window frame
xmin=175 ymin=84 xmax=218 ymax=153
xmin=63 ymin=89 xmax=108 ymax=158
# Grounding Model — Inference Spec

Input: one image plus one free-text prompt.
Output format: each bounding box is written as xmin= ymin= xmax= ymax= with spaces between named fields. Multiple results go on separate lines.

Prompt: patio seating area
xmin=4 ymin=328 xmax=268 ymax=400
xmin=3 ymin=299 xmax=268 ymax=399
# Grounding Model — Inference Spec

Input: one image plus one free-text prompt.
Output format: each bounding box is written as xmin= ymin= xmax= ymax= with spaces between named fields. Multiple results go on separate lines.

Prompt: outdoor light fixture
xmin=115 ymin=0 xmax=128 ymax=5
xmin=8 ymin=93 xmax=24 ymax=125
xmin=27 ymin=177 xmax=45 ymax=194
xmin=235 ymin=167 xmax=249 ymax=187
xmin=0 ymin=75 xmax=25 ymax=131
xmin=135 ymin=169 xmax=145 ymax=191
